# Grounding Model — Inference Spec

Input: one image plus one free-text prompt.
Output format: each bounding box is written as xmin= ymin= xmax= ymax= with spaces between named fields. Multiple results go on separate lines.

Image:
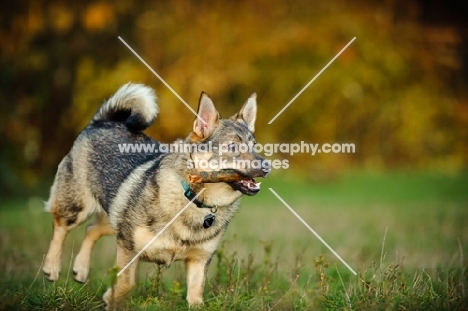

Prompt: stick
xmin=188 ymin=170 xmax=246 ymax=183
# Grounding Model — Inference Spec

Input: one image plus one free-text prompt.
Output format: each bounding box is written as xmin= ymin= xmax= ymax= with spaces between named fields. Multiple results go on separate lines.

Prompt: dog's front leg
xmin=185 ymin=256 xmax=211 ymax=307
xmin=103 ymin=244 xmax=138 ymax=310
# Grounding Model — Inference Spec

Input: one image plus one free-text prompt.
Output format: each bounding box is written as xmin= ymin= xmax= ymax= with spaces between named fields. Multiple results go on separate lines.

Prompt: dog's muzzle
xmin=228 ymin=167 xmax=269 ymax=196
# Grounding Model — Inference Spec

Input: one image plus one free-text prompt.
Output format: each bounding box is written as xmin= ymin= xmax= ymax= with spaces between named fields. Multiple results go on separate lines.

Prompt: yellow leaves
xmin=27 ymin=0 xmax=44 ymax=34
xmin=48 ymin=2 xmax=74 ymax=33
xmin=22 ymin=1 xmax=116 ymax=34
xmin=425 ymin=27 xmax=461 ymax=70
xmin=69 ymin=1 xmax=466 ymax=172
xmin=72 ymin=58 xmax=149 ymax=132
xmin=82 ymin=2 xmax=115 ymax=31
xmin=2 ymin=0 xmax=467 ymax=186
xmin=137 ymin=11 xmax=160 ymax=30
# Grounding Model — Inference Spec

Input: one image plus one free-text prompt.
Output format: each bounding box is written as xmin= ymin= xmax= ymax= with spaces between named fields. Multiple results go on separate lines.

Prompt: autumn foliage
xmin=1 ymin=0 xmax=467 ymax=195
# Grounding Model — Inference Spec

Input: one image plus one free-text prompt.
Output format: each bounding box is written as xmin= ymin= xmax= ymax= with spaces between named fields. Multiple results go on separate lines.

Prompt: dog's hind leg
xmin=73 ymin=213 xmax=114 ymax=283
xmin=43 ymin=197 xmax=90 ymax=281
xmin=42 ymin=212 xmax=69 ymax=281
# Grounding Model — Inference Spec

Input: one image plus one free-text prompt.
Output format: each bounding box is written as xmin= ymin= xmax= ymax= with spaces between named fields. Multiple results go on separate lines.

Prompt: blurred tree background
xmin=1 ymin=0 xmax=467 ymax=197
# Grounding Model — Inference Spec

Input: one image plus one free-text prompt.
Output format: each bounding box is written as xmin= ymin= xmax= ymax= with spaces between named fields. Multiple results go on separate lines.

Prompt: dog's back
xmin=45 ymin=84 xmax=160 ymax=217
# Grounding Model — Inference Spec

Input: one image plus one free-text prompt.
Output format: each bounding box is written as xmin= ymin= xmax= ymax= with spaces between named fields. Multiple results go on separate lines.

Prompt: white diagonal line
xmin=268 ymin=188 xmax=357 ymax=276
xmin=117 ymin=188 xmax=206 ymax=276
xmin=268 ymin=37 xmax=356 ymax=124
xmin=118 ymin=36 xmax=206 ymax=125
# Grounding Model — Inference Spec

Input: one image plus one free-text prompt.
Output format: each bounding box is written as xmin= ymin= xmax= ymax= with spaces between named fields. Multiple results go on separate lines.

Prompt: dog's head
xmin=186 ymin=92 xmax=269 ymax=196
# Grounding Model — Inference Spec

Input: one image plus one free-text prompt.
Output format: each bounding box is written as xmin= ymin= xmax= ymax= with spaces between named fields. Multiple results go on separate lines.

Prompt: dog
xmin=42 ymin=83 xmax=269 ymax=309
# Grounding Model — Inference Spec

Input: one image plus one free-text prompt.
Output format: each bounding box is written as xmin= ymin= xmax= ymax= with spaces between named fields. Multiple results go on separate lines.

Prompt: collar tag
xmin=203 ymin=214 xmax=216 ymax=228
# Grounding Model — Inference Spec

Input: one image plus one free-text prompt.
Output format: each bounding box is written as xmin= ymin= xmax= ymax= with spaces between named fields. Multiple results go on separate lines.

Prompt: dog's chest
xmin=132 ymin=226 xmax=219 ymax=266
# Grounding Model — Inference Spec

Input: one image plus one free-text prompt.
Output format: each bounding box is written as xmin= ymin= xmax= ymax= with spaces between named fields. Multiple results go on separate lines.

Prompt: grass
xmin=0 ymin=170 xmax=467 ymax=310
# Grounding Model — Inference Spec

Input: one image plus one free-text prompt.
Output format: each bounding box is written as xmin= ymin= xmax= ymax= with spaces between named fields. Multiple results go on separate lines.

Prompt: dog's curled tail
xmin=92 ymin=83 xmax=158 ymax=132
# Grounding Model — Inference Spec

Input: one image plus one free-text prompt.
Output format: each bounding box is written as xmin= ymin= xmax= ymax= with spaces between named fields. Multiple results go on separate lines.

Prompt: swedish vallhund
xmin=42 ymin=83 xmax=269 ymax=309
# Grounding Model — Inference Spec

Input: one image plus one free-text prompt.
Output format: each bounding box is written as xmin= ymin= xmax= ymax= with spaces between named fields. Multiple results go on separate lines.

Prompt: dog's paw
xmin=72 ymin=256 xmax=90 ymax=283
xmin=102 ymin=289 xmax=114 ymax=311
xmin=72 ymin=269 xmax=88 ymax=283
xmin=187 ymin=296 xmax=204 ymax=308
xmin=42 ymin=264 xmax=60 ymax=281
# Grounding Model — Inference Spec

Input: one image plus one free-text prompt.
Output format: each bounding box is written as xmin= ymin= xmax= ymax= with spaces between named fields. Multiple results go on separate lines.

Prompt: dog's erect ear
xmin=231 ymin=93 xmax=257 ymax=133
xmin=192 ymin=92 xmax=220 ymax=139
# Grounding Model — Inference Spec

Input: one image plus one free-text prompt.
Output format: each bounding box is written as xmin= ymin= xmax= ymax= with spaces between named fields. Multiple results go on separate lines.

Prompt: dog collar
xmin=180 ymin=180 xmax=217 ymax=229
xmin=180 ymin=180 xmax=210 ymax=208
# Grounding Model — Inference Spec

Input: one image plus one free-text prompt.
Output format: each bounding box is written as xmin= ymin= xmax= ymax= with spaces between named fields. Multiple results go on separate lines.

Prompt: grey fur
xmin=93 ymin=83 xmax=158 ymax=131
xmin=42 ymin=83 xmax=268 ymax=309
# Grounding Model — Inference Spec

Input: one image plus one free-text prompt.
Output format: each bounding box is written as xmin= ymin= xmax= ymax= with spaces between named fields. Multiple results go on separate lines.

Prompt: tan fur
xmin=73 ymin=213 xmax=114 ymax=282
xmin=42 ymin=84 xmax=268 ymax=310
xmin=103 ymin=244 xmax=138 ymax=310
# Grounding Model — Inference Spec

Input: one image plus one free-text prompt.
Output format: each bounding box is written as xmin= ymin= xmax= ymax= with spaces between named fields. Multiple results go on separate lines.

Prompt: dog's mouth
xmin=229 ymin=178 xmax=261 ymax=196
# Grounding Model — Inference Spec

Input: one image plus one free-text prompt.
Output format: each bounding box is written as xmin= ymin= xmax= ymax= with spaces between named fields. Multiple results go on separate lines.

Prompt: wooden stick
xmin=188 ymin=170 xmax=246 ymax=183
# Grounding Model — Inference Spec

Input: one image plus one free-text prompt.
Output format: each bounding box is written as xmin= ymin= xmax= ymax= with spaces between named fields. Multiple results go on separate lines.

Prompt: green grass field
xmin=1 ymin=170 xmax=467 ymax=310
